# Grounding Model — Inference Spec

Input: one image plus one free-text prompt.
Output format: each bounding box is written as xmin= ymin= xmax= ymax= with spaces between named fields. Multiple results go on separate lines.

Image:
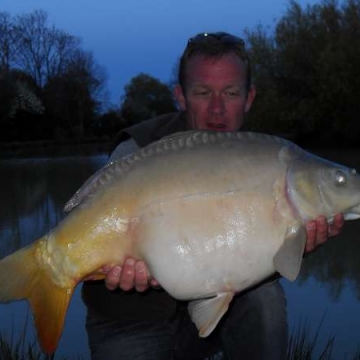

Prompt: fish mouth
xmin=344 ymin=204 xmax=360 ymax=220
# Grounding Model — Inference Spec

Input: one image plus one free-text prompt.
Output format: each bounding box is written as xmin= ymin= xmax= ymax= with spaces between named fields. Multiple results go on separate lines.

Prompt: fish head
xmin=286 ymin=150 xmax=360 ymax=222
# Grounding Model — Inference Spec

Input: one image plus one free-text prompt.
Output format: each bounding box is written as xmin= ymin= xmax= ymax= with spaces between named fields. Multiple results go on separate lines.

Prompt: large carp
xmin=0 ymin=131 xmax=360 ymax=354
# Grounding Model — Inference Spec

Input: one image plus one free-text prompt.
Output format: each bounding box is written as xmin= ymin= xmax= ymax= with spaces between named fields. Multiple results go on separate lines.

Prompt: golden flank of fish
xmin=1 ymin=131 xmax=360 ymax=354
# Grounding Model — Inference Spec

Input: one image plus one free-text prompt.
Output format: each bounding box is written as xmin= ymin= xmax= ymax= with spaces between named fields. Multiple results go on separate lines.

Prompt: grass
xmin=0 ymin=316 xmax=67 ymax=360
xmin=207 ymin=315 xmax=357 ymax=360
xmin=286 ymin=314 xmax=360 ymax=360
xmin=286 ymin=317 xmax=335 ymax=360
xmin=0 ymin=320 xmax=54 ymax=360
xmin=0 ymin=318 xmax=359 ymax=360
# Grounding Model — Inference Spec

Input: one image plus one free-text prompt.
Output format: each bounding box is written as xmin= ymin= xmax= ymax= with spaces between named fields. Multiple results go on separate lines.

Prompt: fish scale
xmin=65 ymin=131 xmax=298 ymax=212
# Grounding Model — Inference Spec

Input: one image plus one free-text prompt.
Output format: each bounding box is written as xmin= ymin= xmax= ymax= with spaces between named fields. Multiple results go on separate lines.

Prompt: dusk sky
xmin=2 ymin=0 xmax=321 ymax=107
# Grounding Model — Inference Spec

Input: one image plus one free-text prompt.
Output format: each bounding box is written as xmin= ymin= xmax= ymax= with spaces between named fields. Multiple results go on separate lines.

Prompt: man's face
xmin=174 ymin=53 xmax=256 ymax=132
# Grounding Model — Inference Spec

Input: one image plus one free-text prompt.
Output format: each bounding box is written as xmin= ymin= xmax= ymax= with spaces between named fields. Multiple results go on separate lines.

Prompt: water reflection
xmin=0 ymin=149 xmax=359 ymax=359
xmin=0 ymin=157 xmax=105 ymax=257
xmin=0 ymin=155 xmax=106 ymax=359
xmin=284 ymin=148 xmax=360 ymax=359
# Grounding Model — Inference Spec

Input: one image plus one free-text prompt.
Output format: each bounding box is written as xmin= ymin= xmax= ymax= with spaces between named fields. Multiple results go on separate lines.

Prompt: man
xmin=82 ymin=32 xmax=344 ymax=360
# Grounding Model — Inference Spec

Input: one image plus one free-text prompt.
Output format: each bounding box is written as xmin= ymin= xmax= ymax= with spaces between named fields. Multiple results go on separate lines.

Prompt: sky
xmin=1 ymin=0 xmax=321 ymax=107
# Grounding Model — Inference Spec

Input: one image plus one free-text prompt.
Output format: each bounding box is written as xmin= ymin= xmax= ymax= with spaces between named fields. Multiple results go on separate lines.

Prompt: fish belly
xmin=134 ymin=189 xmax=287 ymax=300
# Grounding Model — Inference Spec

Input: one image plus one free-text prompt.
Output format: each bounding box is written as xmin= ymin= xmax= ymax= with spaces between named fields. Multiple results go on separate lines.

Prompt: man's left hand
xmin=305 ymin=213 xmax=345 ymax=253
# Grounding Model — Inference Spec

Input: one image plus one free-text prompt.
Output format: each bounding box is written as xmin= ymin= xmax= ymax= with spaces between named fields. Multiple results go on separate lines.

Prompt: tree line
xmin=1 ymin=0 xmax=360 ymax=145
xmin=245 ymin=0 xmax=360 ymax=145
xmin=0 ymin=10 xmax=108 ymax=141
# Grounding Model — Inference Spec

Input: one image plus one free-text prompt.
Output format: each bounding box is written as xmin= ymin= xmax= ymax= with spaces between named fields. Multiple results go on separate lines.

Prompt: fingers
xmin=314 ymin=215 xmax=328 ymax=245
xmin=305 ymin=214 xmax=344 ymax=253
xmin=118 ymin=258 xmax=136 ymax=291
xmin=328 ymin=213 xmax=345 ymax=237
xmin=150 ymin=278 xmax=161 ymax=289
xmin=305 ymin=220 xmax=317 ymax=253
xmin=104 ymin=258 xmax=155 ymax=292
xmin=134 ymin=261 xmax=150 ymax=292
xmin=104 ymin=265 xmax=122 ymax=291
xmin=305 ymin=215 xmax=328 ymax=253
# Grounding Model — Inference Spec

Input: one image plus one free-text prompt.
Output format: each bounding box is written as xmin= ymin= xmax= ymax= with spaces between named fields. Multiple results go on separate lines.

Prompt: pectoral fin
xmin=188 ymin=292 xmax=234 ymax=337
xmin=274 ymin=224 xmax=307 ymax=281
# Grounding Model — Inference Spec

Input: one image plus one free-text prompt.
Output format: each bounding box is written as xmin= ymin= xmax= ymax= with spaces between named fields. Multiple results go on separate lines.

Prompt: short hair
xmin=178 ymin=32 xmax=252 ymax=93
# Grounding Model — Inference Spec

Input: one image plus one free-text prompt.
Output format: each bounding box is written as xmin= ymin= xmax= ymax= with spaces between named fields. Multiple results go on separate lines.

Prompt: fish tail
xmin=0 ymin=240 xmax=74 ymax=354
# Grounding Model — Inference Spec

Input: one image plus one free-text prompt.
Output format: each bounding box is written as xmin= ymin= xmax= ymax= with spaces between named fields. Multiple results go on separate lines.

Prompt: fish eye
xmin=335 ymin=170 xmax=347 ymax=186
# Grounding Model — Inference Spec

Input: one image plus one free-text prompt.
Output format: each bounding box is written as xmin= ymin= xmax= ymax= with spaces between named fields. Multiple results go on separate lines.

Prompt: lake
xmin=0 ymin=148 xmax=360 ymax=359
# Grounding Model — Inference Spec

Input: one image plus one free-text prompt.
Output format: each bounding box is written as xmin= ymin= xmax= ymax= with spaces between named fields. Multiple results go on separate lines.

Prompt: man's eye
xmin=194 ymin=91 xmax=210 ymax=96
xmin=226 ymin=90 xmax=240 ymax=97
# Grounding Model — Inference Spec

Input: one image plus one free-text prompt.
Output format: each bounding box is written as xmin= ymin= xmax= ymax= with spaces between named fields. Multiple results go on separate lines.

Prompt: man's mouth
xmin=206 ymin=123 xmax=228 ymax=131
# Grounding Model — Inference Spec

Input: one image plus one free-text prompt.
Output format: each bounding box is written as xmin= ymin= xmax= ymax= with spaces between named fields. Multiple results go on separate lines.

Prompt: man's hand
xmin=305 ymin=213 xmax=345 ymax=253
xmin=104 ymin=258 xmax=160 ymax=292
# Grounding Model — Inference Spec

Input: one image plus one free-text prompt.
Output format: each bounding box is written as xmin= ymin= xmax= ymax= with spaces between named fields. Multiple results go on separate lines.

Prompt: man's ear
xmin=245 ymin=85 xmax=256 ymax=113
xmin=174 ymin=85 xmax=187 ymax=110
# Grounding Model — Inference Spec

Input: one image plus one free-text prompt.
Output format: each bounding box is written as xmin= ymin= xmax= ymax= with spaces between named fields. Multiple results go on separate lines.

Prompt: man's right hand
xmin=104 ymin=258 xmax=160 ymax=292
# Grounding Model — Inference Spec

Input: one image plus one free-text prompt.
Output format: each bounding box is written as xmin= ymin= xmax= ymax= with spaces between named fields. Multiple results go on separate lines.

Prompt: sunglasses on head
xmin=187 ymin=32 xmax=245 ymax=46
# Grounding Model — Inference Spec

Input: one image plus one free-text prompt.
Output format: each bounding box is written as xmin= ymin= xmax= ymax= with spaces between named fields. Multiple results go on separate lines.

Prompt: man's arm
xmin=103 ymin=214 xmax=345 ymax=292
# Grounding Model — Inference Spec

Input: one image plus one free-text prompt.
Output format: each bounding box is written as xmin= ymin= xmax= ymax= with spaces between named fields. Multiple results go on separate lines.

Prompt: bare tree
xmin=0 ymin=9 xmax=108 ymax=140
xmin=44 ymin=49 xmax=107 ymax=138
xmin=13 ymin=10 xmax=81 ymax=87
xmin=0 ymin=12 xmax=18 ymax=72
xmin=48 ymin=30 xmax=81 ymax=81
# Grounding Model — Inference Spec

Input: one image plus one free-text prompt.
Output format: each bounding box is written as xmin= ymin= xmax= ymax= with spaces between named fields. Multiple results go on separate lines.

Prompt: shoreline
xmin=1 ymin=136 xmax=360 ymax=160
xmin=0 ymin=139 xmax=111 ymax=159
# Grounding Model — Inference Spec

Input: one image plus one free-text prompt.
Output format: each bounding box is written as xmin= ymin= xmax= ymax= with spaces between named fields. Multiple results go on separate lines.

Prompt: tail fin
xmin=0 ymin=241 xmax=74 ymax=354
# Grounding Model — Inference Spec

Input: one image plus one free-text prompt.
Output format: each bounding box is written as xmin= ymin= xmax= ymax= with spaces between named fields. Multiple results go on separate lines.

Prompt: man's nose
xmin=208 ymin=94 xmax=225 ymax=115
